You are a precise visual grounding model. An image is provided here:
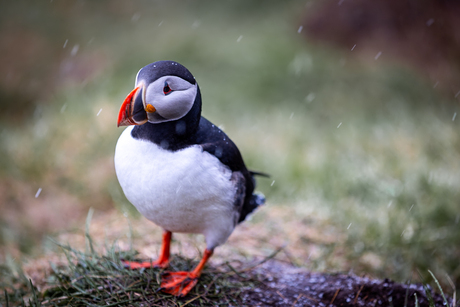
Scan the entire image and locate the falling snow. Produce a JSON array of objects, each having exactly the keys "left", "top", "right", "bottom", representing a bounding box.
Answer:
[
  {"left": 131, "top": 13, "right": 141, "bottom": 22},
  {"left": 35, "top": 188, "right": 42, "bottom": 198},
  {"left": 297, "top": 26, "right": 303, "bottom": 34},
  {"left": 192, "top": 20, "right": 200, "bottom": 29},
  {"left": 215, "top": 146, "right": 223, "bottom": 158},
  {"left": 374, "top": 51, "right": 382, "bottom": 60},
  {"left": 97, "top": 108, "right": 102, "bottom": 116},
  {"left": 160, "top": 139, "right": 169, "bottom": 149},
  {"left": 71, "top": 44, "right": 79, "bottom": 56},
  {"left": 305, "top": 93, "right": 315, "bottom": 103}
]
